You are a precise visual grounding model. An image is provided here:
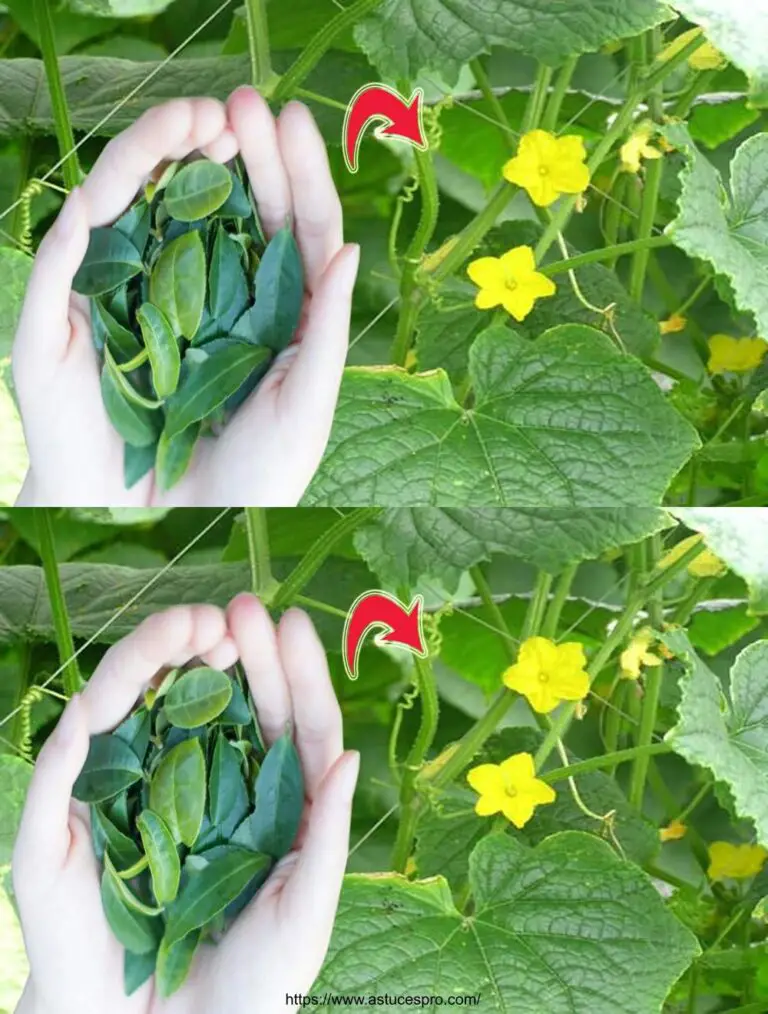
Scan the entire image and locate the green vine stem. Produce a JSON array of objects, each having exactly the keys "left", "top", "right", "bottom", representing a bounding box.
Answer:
[
  {"left": 391, "top": 654, "right": 440, "bottom": 872},
  {"left": 533, "top": 537, "right": 707, "bottom": 771},
  {"left": 271, "top": 507, "right": 380, "bottom": 609},
  {"left": 543, "top": 234, "right": 672, "bottom": 276},
  {"left": 628, "top": 533, "right": 664, "bottom": 808},
  {"left": 391, "top": 147, "right": 440, "bottom": 365},
  {"left": 541, "top": 55, "right": 579, "bottom": 132},
  {"left": 36, "top": 509, "right": 81, "bottom": 696},
  {"left": 470, "top": 58, "right": 516, "bottom": 151},
  {"left": 244, "top": 0, "right": 273, "bottom": 91},
  {"left": 541, "top": 563, "right": 577, "bottom": 639},
  {"left": 469, "top": 564, "right": 517, "bottom": 659},
  {"left": 244, "top": 508, "right": 275, "bottom": 599},
  {"left": 521, "top": 570, "right": 553, "bottom": 639},
  {"left": 34, "top": 0, "right": 80, "bottom": 191},
  {"left": 628, "top": 28, "right": 664, "bottom": 302},
  {"left": 521, "top": 64, "right": 554, "bottom": 133},
  {"left": 272, "top": 0, "right": 383, "bottom": 102}
]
